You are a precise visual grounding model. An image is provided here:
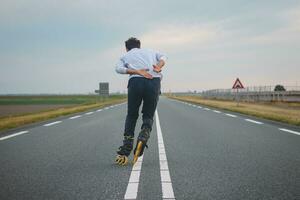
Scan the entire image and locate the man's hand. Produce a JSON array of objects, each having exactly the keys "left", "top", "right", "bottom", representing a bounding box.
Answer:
[
  {"left": 137, "top": 69, "right": 153, "bottom": 79},
  {"left": 153, "top": 65, "right": 162, "bottom": 73}
]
